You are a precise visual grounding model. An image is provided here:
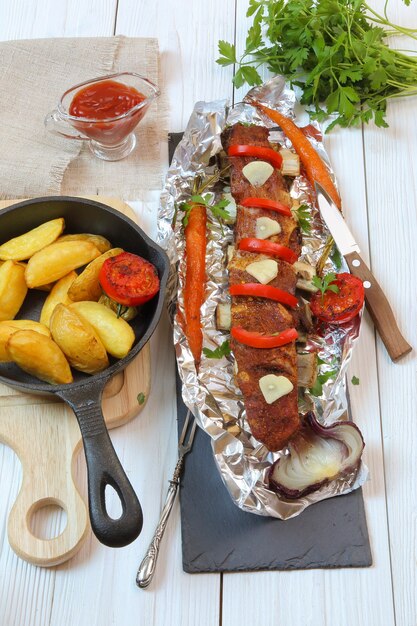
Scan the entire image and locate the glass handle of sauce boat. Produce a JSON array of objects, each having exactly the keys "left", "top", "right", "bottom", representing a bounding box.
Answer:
[{"left": 44, "top": 109, "right": 88, "bottom": 141}]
